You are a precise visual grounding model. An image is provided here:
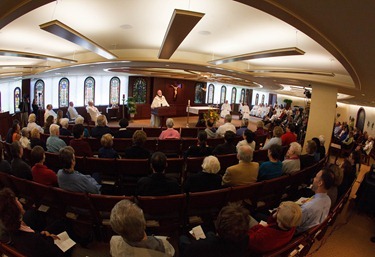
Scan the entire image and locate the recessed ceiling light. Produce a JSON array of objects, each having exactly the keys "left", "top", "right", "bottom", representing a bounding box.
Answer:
[
  {"left": 120, "top": 24, "right": 133, "bottom": 30},
  {"left": 199, "top": 30, "right": 211, "bottom": 35},
  {"left": 361, "top": 93, "right": 365, "bottom": 96}
]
